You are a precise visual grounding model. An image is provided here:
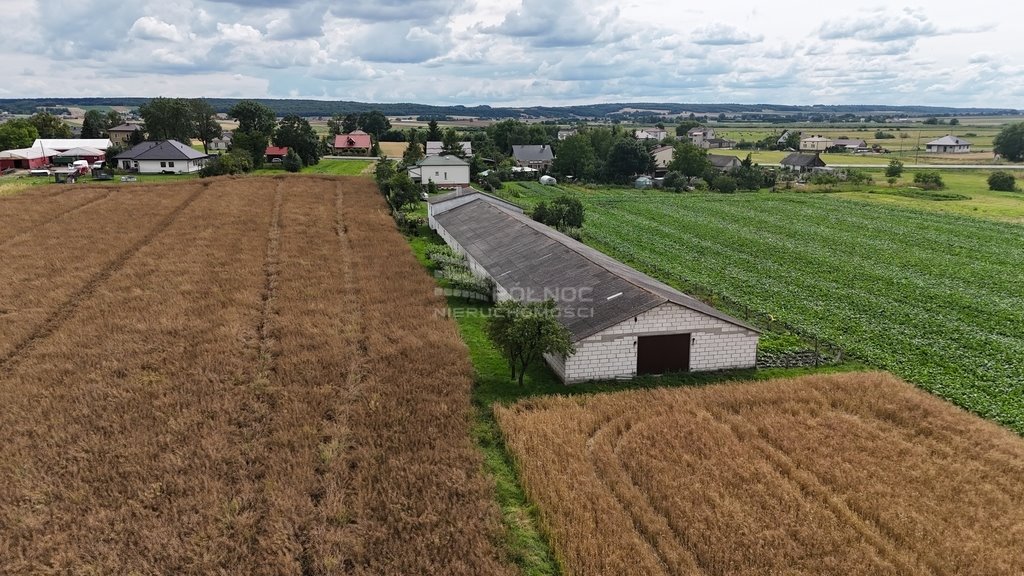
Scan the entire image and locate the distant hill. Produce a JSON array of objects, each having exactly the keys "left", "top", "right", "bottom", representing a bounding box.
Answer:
[{"left": 0, "top": 97, "right": 1017, "bottom": 119}]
